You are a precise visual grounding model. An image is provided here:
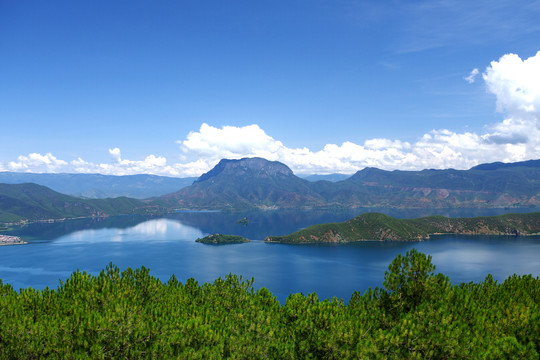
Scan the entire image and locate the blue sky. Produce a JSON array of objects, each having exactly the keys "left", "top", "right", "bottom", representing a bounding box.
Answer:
[{"left": 1, "top": 1, "right": 540, "bottom": 176}]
